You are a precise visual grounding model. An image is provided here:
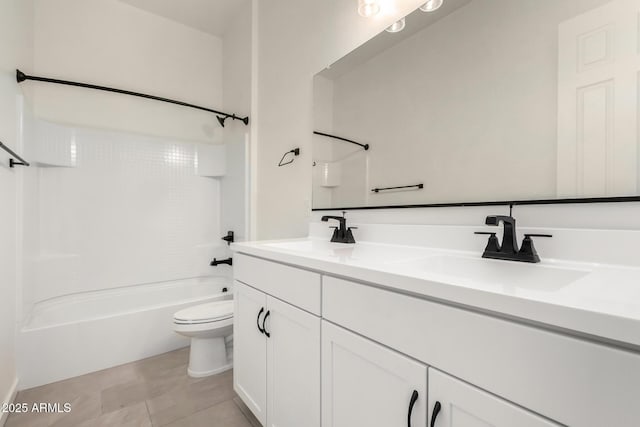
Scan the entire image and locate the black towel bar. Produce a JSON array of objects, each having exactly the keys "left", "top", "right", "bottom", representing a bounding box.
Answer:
[{"left": 372, "top": 184, "right": 423, "bottom": 193}]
